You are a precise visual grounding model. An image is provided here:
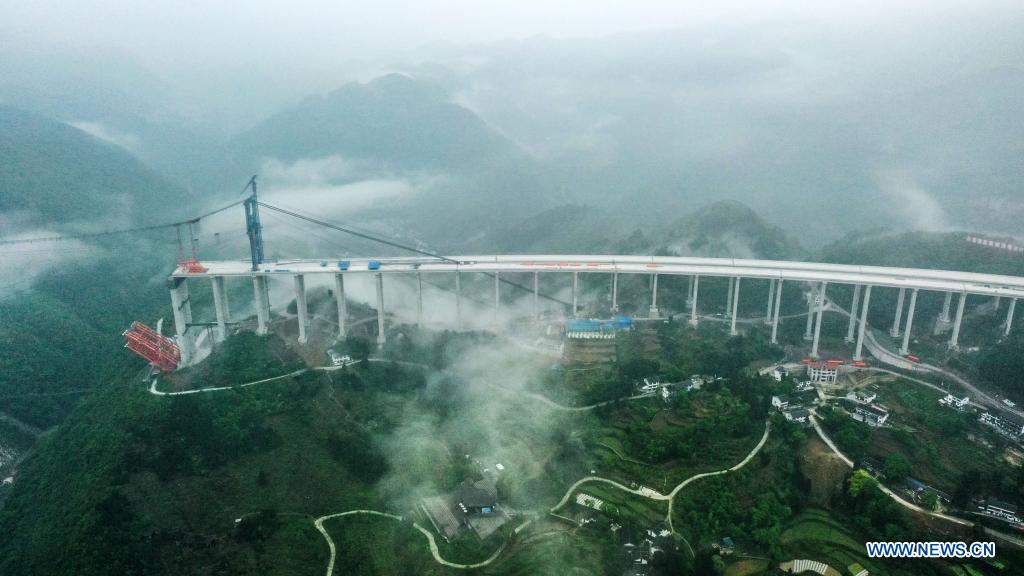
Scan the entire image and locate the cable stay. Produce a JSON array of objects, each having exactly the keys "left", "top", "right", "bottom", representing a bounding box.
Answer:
[{"left": 257, "top": 201, "right": 571, "bottom": 306}]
